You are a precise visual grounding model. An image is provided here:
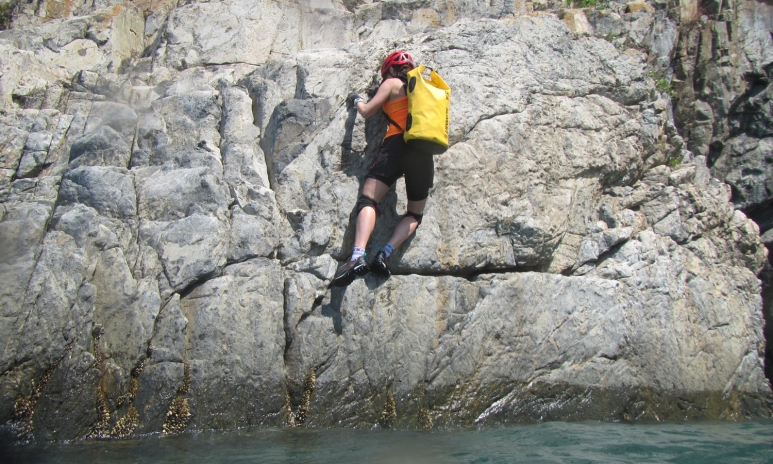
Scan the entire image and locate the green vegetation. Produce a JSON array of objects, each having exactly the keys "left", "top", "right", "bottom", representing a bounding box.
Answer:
[
  {"left": 565, "top": 0, "right": 610, "bottom": 9},
  {"left": 667, "top": 154, "right": 683, "bottom": 168},
  {"left": 600, "top": 33, "right": 629, "bottom": 52},
  {"left": 0, "top": 0, "right": 17, "bottom": 31},
  {"left": 649, "top": 70, "right": 676, "bottom": 97}
]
